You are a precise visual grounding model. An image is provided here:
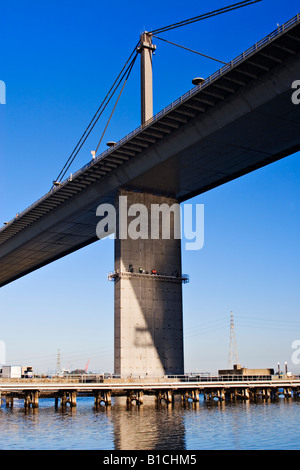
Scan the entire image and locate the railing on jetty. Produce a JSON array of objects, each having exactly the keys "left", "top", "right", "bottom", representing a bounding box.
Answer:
[
  {"left": 1, "top": 373, "right": 300, "bottom": 409},
  {"left": 1, "top": 373, "right": 299, "bottom": 384}
]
